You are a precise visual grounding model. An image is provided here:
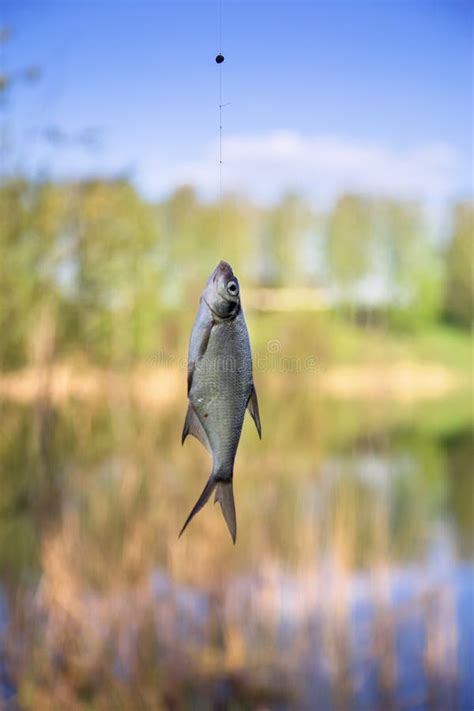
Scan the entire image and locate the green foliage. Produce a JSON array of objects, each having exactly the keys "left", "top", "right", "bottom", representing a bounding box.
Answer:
[
  {"left": 260, "top": 193, "right": 313, "bottom": 286},
  {"left": 375, "top": 200, "right": 444, "bottom": 330},
  {"left": 443, "top": 202, "right": 473, "bottom": 328},
  {"left": 0, "top": 180, "right": 64, "bottom": 367},
  {"left": 325, "top": 194, "right": 373, "bottom": 300},
  {"left": 0, "top": 177, "right": 471, "bottom": 370}
]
